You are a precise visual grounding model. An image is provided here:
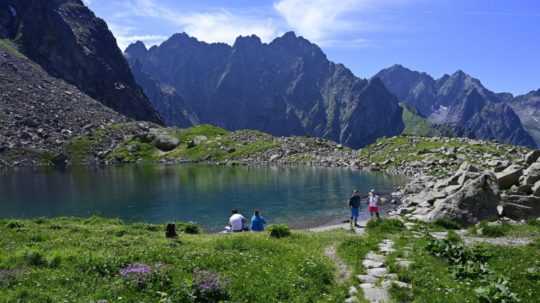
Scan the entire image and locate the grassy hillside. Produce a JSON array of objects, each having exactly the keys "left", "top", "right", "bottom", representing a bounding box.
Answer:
[
  {"left": 0, "top": 217, "right": 357, "bottom": 302},
  {"left": 2, "top": 217, "right": 539, "bottom": 302},
  {"left": 400, "top": 103, "right": 440, "bottom": 137}
]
